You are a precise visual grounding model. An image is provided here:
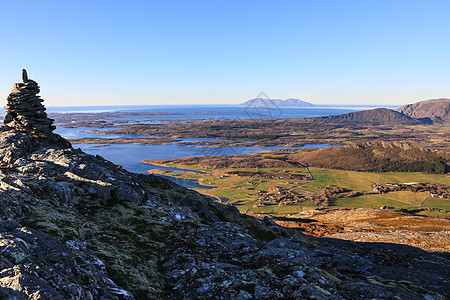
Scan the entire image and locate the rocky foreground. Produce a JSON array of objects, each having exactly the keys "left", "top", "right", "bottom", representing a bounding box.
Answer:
[{"left": 0, "top": 131, "right": 447, "bottom": 299}]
